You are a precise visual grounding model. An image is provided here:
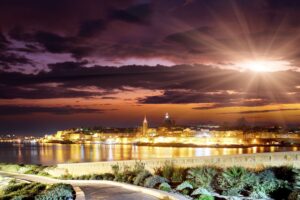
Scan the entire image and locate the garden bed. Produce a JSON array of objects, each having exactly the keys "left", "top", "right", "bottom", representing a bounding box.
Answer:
[
  {"left": 1, "top": 162, "right": 300, "bottom": 199},
  {"left": 60, "top": 161, "right": 300, "bottom": 200},
  {"left": 0, "top": 176, "right": 75, "bottom": 200}
]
